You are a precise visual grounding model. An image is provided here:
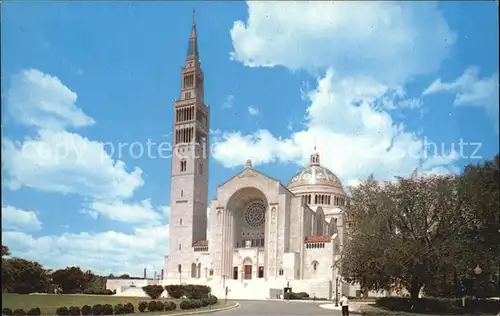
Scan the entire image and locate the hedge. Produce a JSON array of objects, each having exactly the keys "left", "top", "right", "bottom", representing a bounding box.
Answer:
[
  {"left": 284, "top": 292, "right": 310, "bottom": 300},
  {"left": 82, "top": 289, "right": 115, "bottom": 295},
  {"left": 179, "top": 295, "right": 219, "bottom": 310},
  {"left": 3, "top": 298, "right": 203, "bottom": 315},
  {"left": 165, "top": 284, "right": 211, "bottom": 299},
  {"left": 375, "top": 296, "right": 499, "bottom": 314}
]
